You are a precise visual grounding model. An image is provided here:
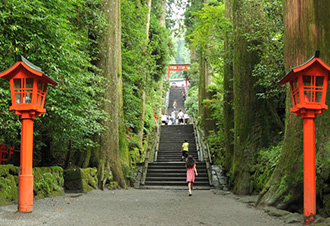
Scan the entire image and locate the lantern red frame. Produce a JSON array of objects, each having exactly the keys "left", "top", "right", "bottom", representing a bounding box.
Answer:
[
  {"left": 0, "top": 56, "right": 57, "bottom": 117},
  {"left": 279, "top": 51, "right": 330, "bottom": 225},
  {"left": 279, "top": 51, "right": 330, "bottom": 117}
]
